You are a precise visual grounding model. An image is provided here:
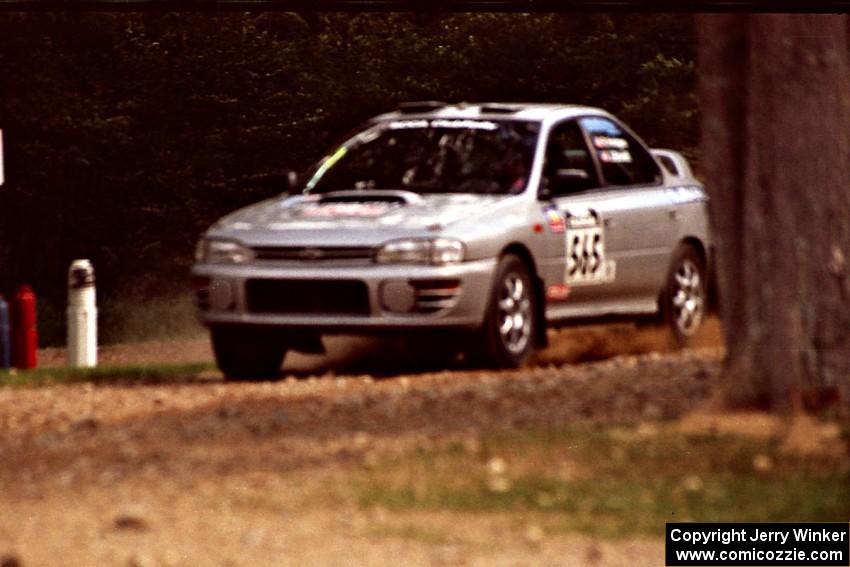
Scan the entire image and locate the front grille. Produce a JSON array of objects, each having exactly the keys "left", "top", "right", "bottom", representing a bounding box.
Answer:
[
  {"left": 252, "top": 246, "right": 373, "bottom": 263},
  {"left": 245, "top": 279, "right": 370, "bottom": 316}
]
